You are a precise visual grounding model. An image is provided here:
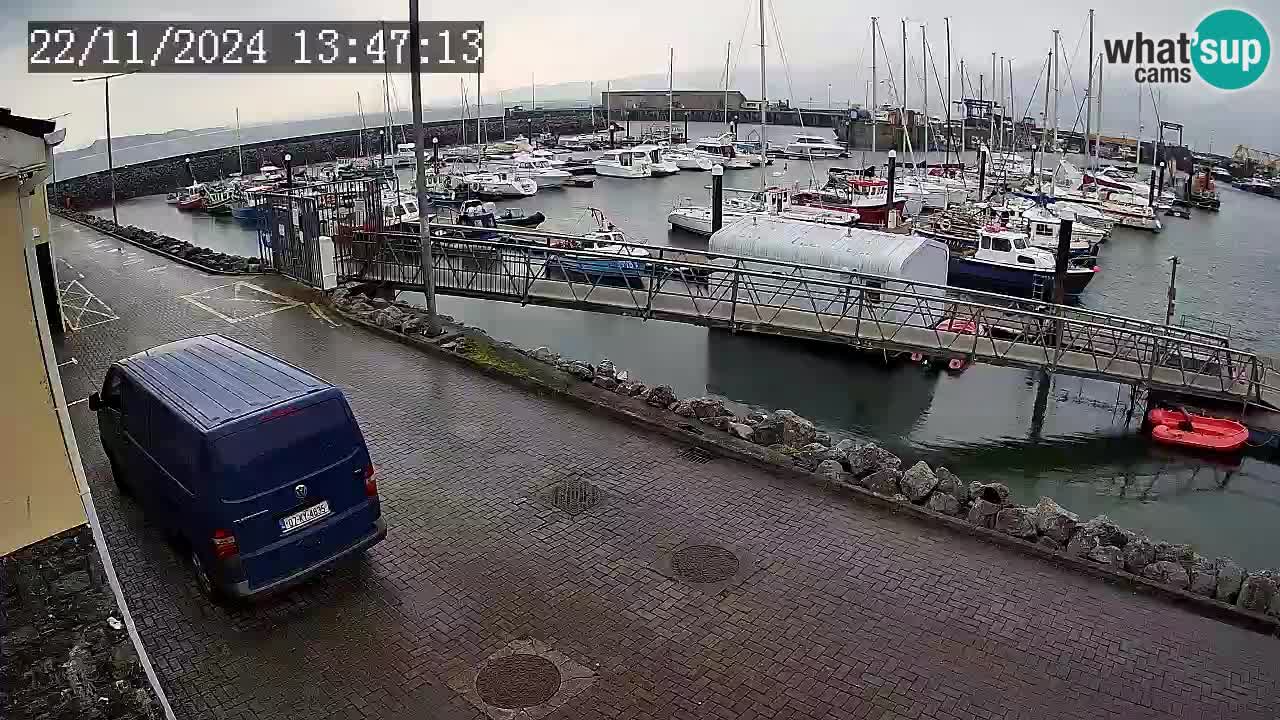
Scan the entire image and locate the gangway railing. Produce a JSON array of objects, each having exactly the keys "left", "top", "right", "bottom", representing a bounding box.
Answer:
[{"left": 332, "top": 225, "right": 1279, "bottom": 410}]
